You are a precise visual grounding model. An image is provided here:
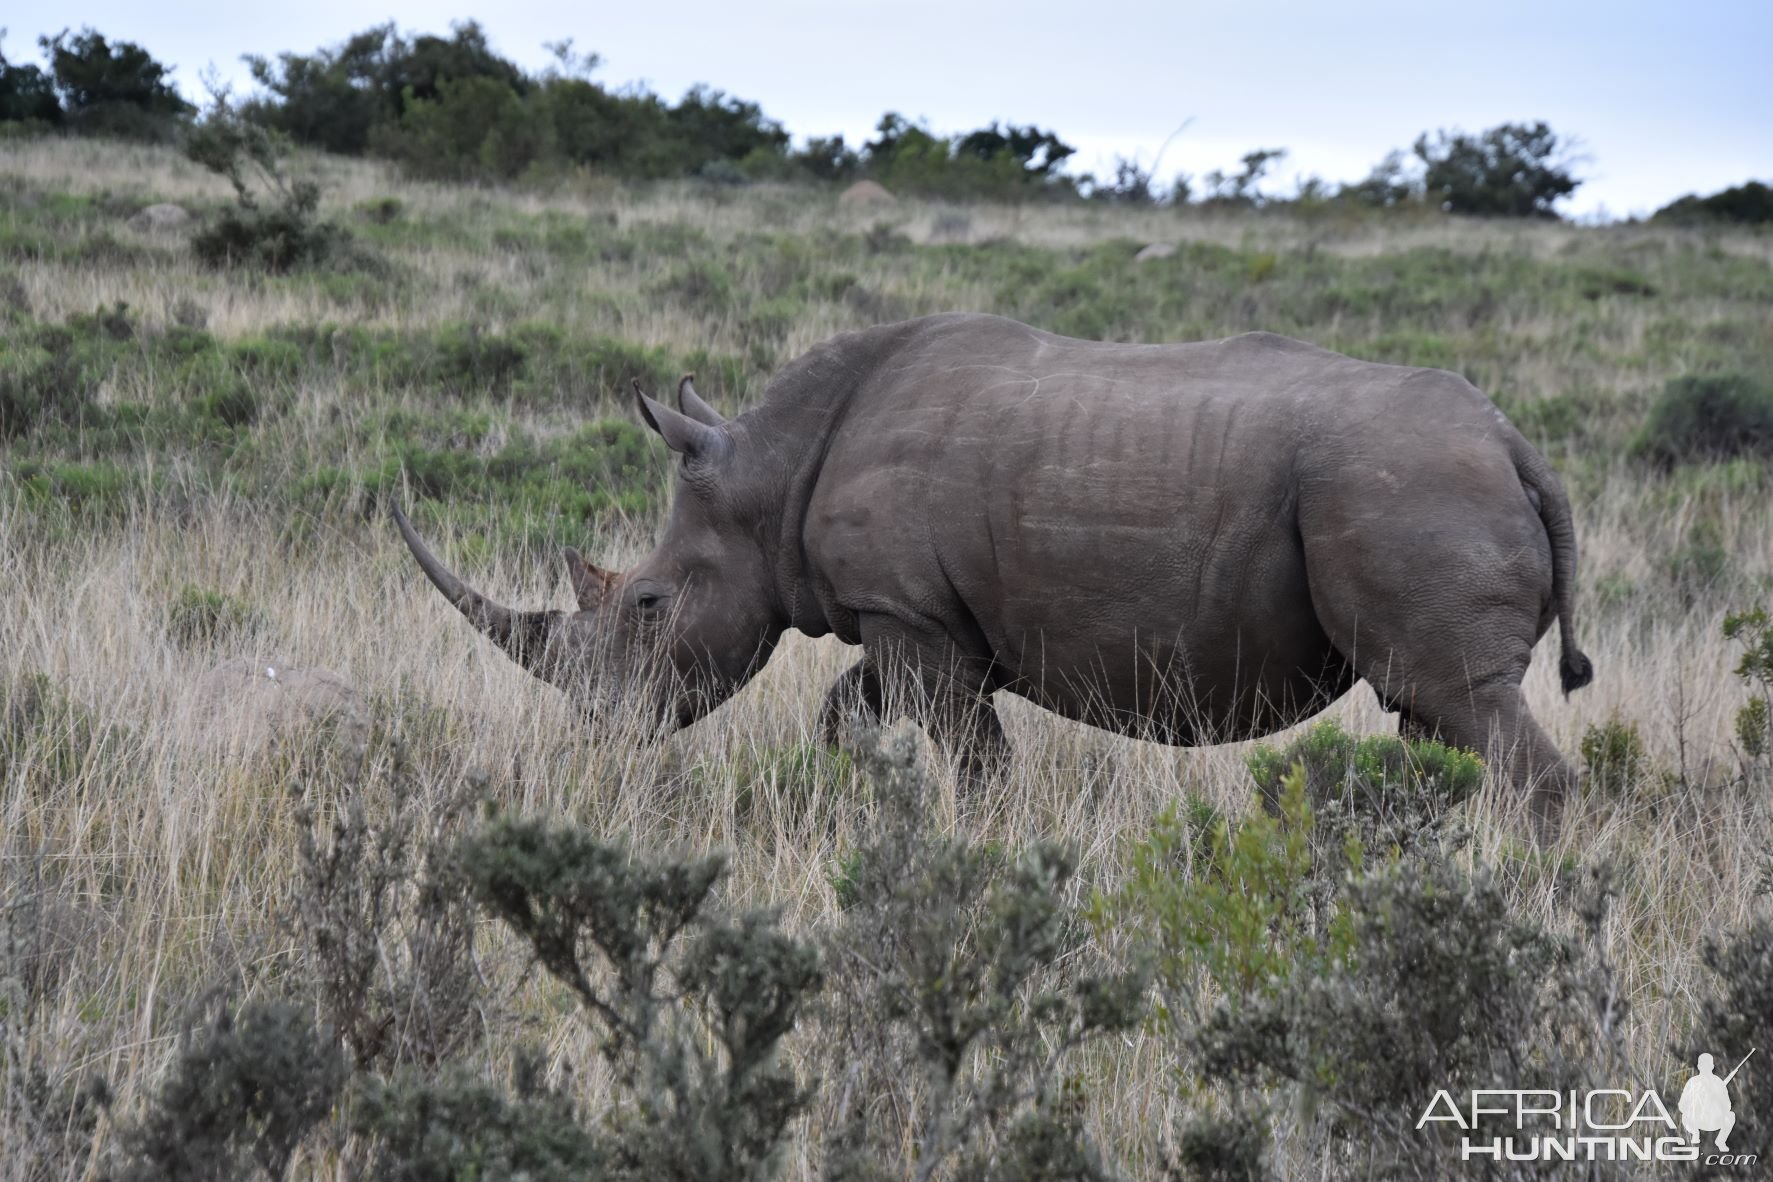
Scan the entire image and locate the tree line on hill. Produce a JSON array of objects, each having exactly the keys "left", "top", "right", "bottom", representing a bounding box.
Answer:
[{"left": 2, "top": 22, "right": 1768, "bottom": 223}]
